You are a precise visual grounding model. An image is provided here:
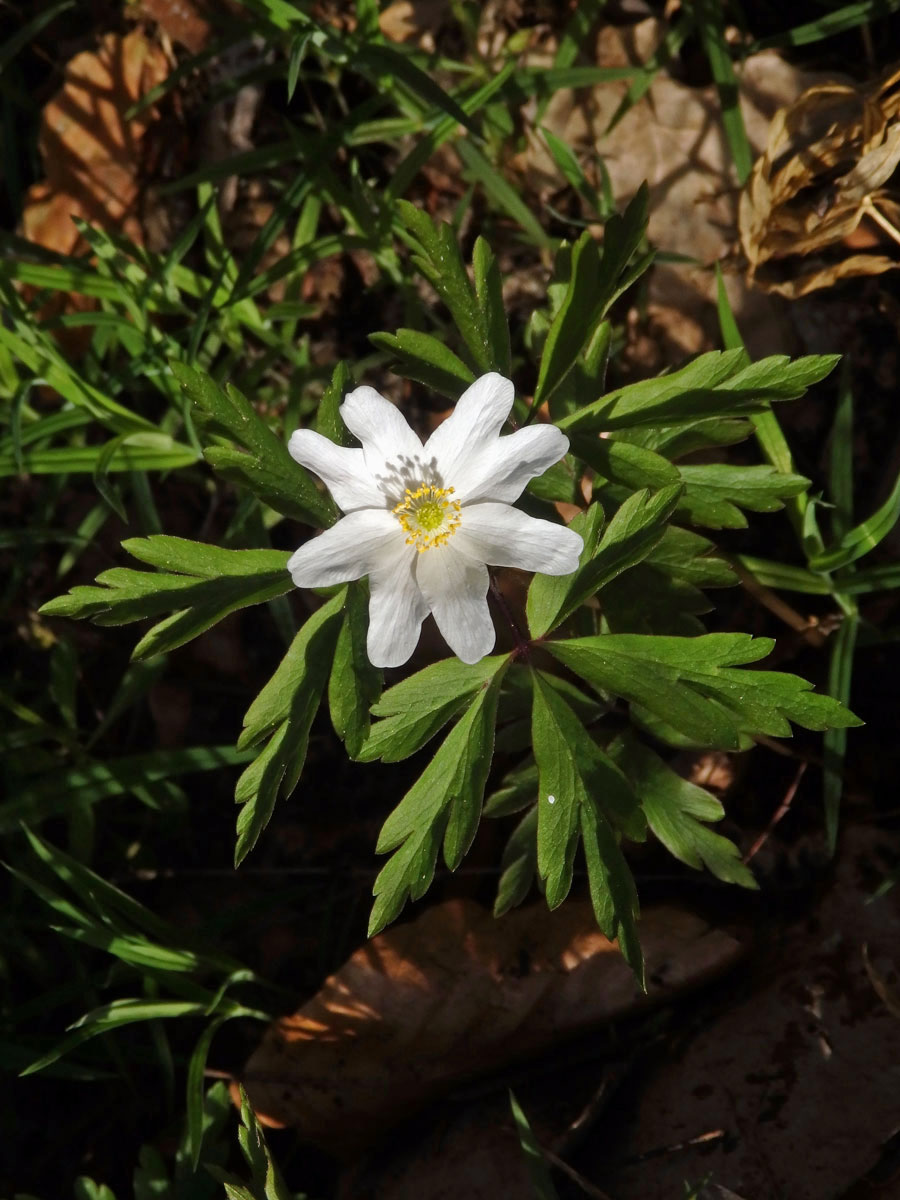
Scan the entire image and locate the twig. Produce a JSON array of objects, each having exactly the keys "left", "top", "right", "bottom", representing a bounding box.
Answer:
[
  {"left": 489, "top": 572, "right": 531, "bottom": 658},
  {"left": 742, "top": 761, "right": 806, "bottom": 864},
  {"left": 542, "top": 1147, "right": 616, "bottom": 1200}
]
